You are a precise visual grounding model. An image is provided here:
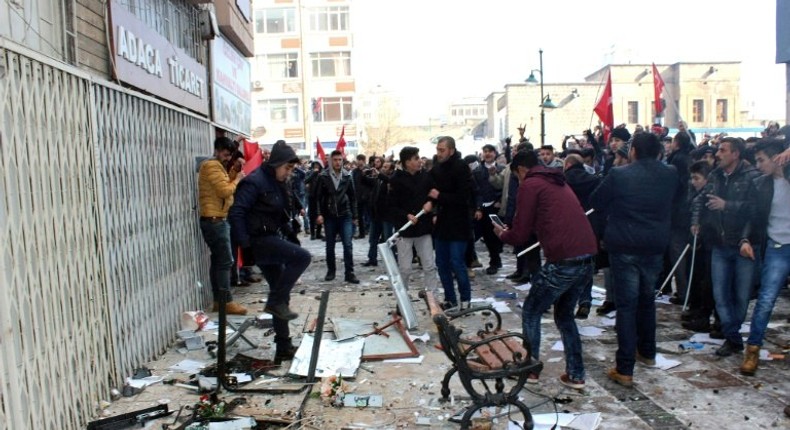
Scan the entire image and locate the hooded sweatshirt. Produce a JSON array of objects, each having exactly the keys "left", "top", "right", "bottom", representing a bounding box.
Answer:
[{"left": 500, "top": 166, "right": 597, "bottom": 262}]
